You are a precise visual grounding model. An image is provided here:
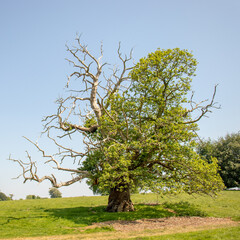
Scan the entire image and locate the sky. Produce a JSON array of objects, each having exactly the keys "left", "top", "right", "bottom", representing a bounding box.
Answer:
[{"left": 0, "top": 0, "right": 239, "bottom": 200}]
